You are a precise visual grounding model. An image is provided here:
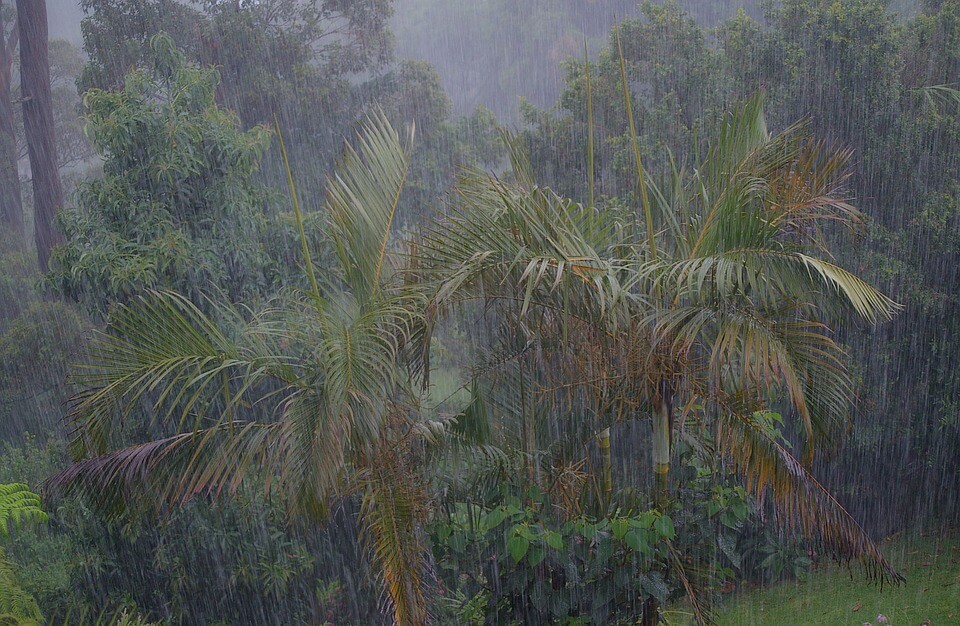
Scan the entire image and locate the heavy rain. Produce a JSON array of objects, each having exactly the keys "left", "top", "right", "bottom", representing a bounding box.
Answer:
[{"left": 0, "top": 0, "right": 957, "bottom": 624}]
